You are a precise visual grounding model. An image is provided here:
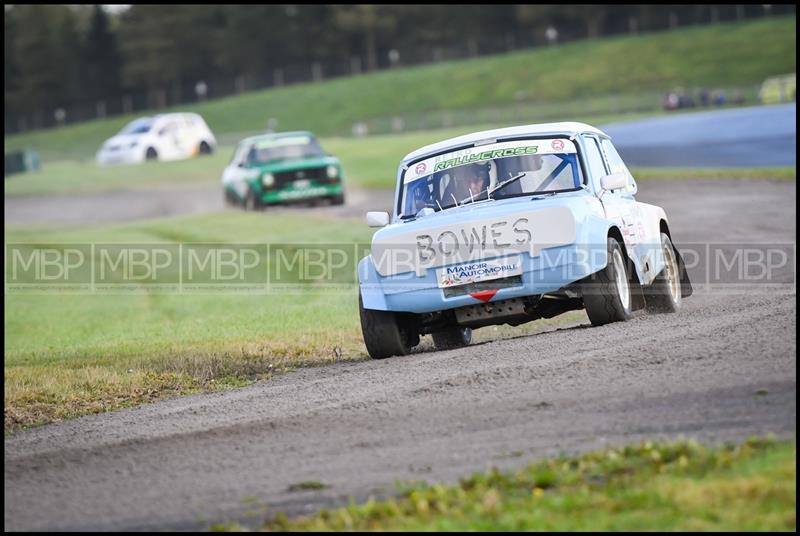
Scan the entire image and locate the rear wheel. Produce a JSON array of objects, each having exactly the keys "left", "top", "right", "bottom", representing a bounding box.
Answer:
[
  {"left": 359, "top": 293, "right": 417, "bottom": 359},
  {"left": 432, "top": 327, "right": 472, "bottom": 350},
  {"left": 582, "top": 237, "right": 633, "bottom": 326},
  {"left": 199, "top": 141, "right": 213, "bottom": 155},
  {"left": 645, "top": 233, "right": 682, "bottom": 313}
]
